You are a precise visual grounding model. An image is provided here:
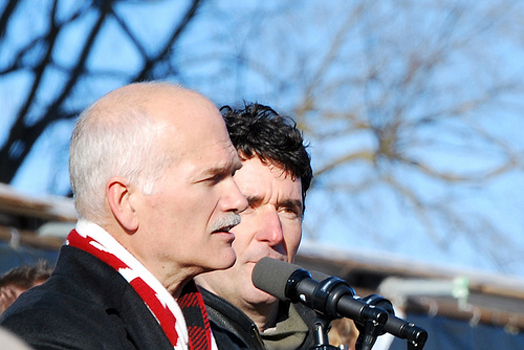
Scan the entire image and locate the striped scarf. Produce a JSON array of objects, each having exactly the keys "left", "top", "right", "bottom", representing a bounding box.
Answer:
[{"left": 67, "top": 223, "right": 212, "bottom": 350}]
